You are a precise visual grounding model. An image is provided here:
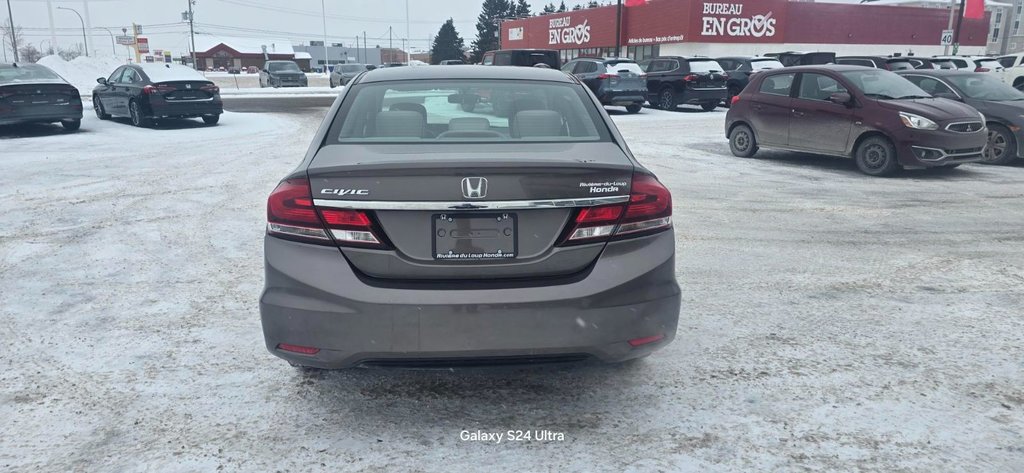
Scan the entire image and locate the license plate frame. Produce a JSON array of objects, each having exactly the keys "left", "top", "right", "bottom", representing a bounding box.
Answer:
[{"left": 432, "top": 213, "right": 517, "bottom": 261}]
